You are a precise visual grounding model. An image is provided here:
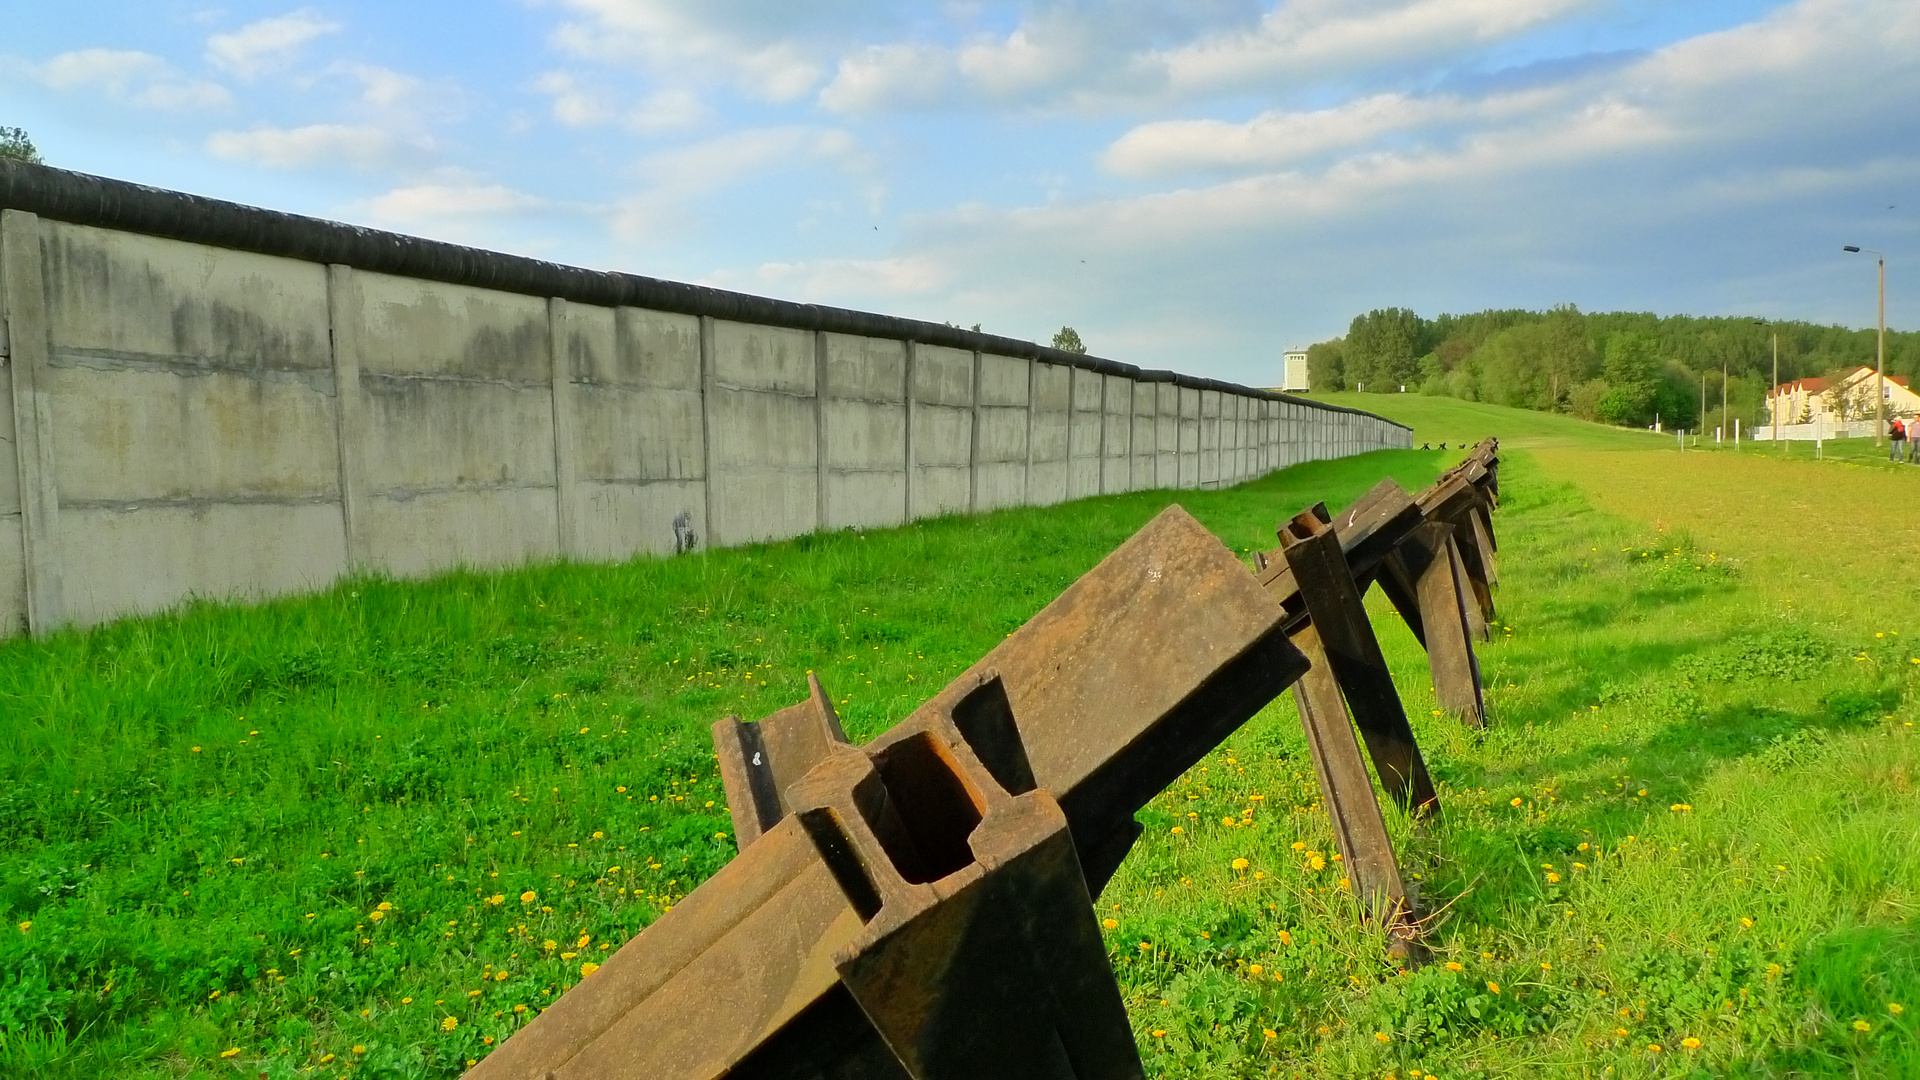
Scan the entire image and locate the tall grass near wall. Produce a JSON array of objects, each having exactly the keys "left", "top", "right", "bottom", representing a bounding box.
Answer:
[{"left": 5, "top": 422, "right": 1919, "bottom": 1079}]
